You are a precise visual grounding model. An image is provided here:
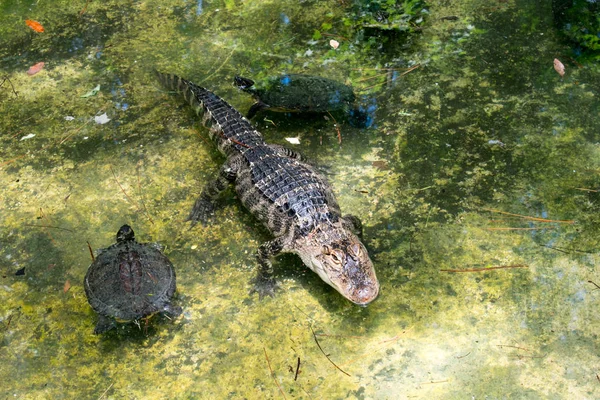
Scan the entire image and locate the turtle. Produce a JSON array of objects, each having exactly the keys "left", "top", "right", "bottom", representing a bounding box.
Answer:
[
  {"left": 84, "top": 225, "right": 181, "bottom": 334},
  {"left": 234, "top": 74, "right": 357, "bottom": 119}
]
